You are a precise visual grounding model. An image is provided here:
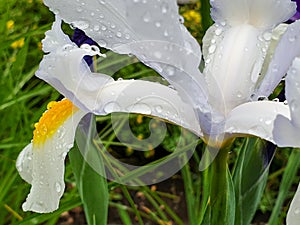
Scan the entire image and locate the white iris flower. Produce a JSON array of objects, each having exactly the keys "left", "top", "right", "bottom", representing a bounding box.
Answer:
[{"left": 17, "top": 0, "right": 300, "bottom": 222}]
